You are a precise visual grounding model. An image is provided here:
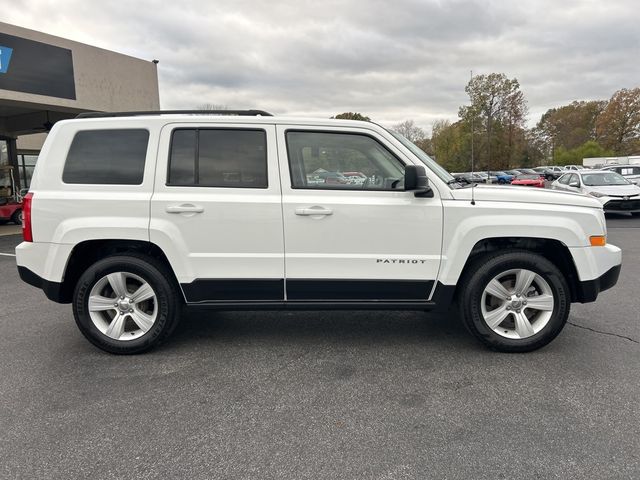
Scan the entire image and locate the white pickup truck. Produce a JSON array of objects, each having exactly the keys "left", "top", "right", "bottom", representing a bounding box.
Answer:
[{"left": 16, "top": 110, "right": 621, "bottom": 354}]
